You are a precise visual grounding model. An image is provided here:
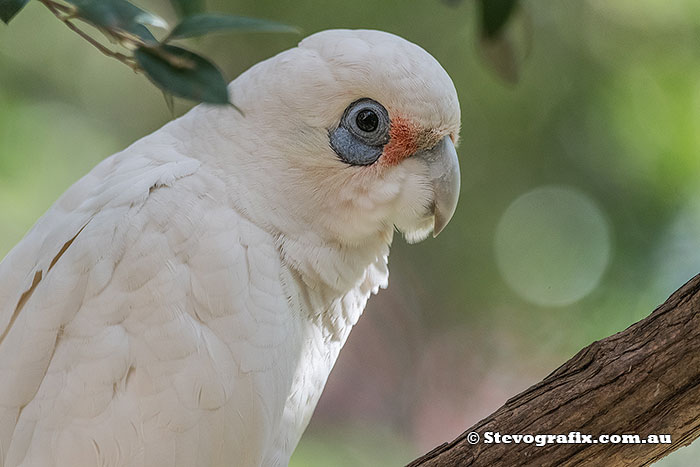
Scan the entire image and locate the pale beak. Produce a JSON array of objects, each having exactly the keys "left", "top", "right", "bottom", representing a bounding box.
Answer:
[{"left": 416, "top": 136, "right": 461, "bottom": 237}]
